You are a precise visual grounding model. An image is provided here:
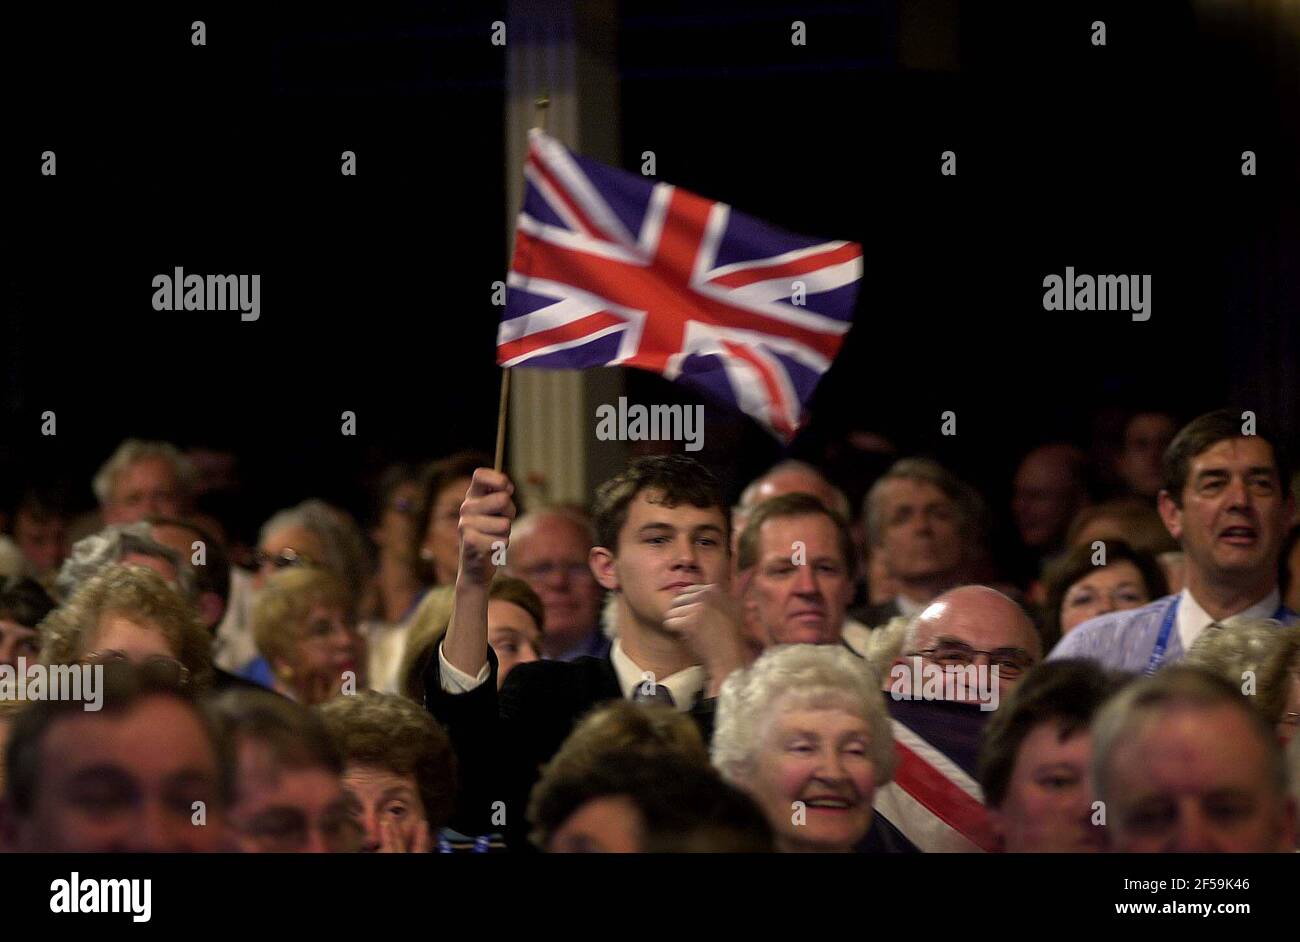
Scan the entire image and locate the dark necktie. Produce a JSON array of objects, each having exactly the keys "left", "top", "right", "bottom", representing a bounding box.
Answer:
[{"left": 633, "top": 681, "right": 676, "bottom": 709}]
